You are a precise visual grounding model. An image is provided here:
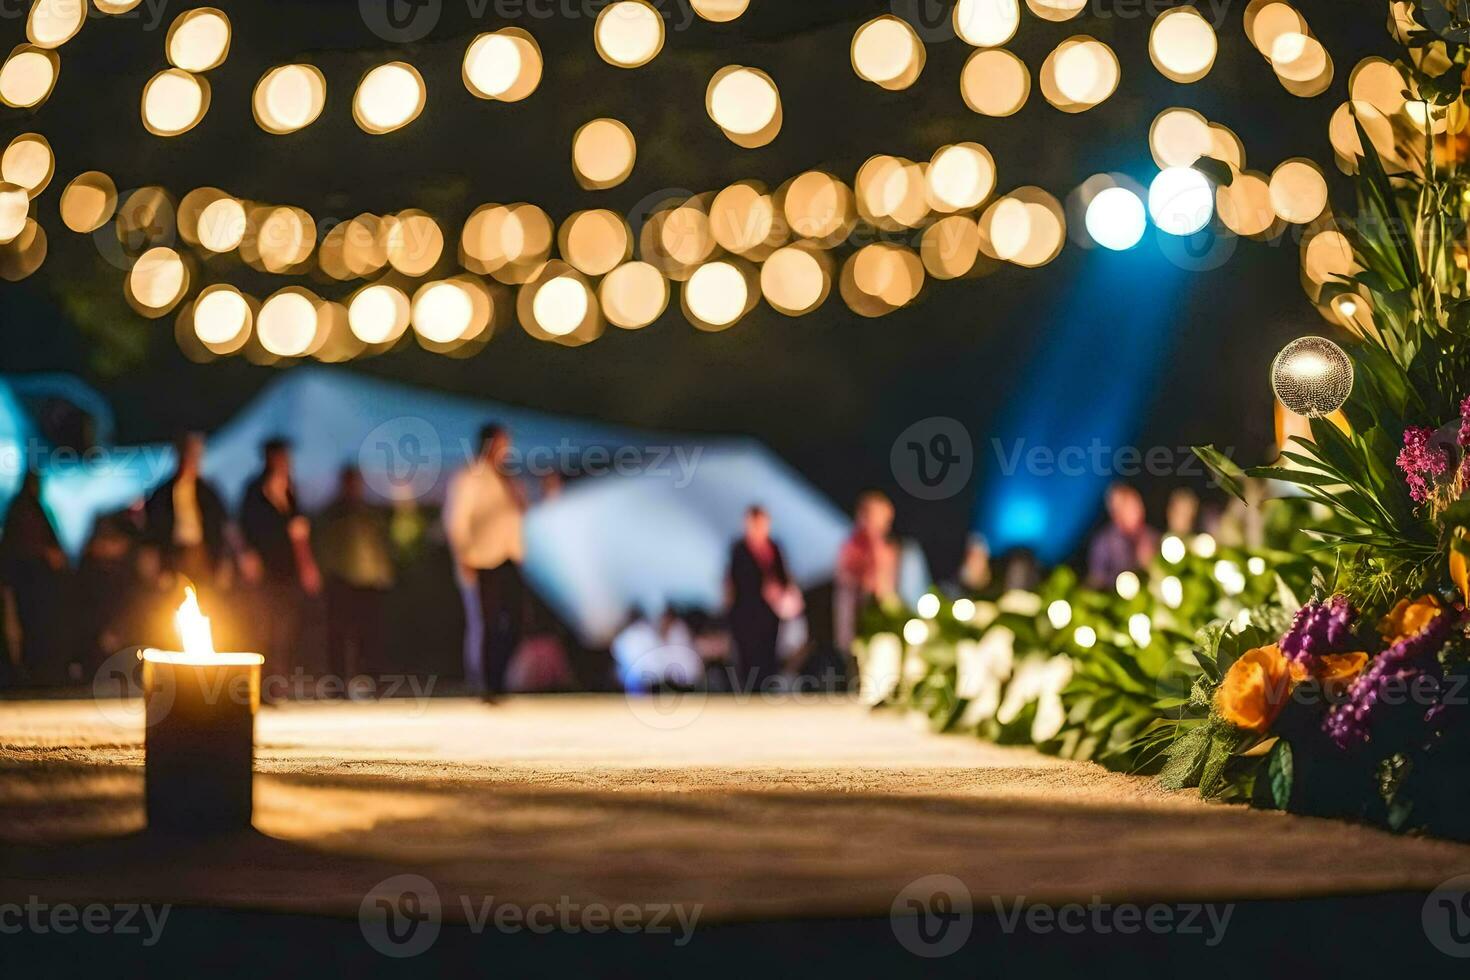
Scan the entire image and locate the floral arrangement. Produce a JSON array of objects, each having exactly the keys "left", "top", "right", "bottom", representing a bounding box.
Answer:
[
  {"left": 1172, "top": 1, "right": 1470, "bottom": 838},
  {"left": 854, "top": 526, "right": 1308, "bottom": 774}
]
